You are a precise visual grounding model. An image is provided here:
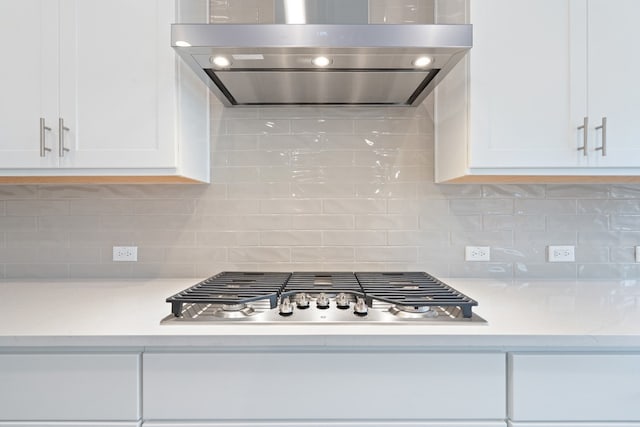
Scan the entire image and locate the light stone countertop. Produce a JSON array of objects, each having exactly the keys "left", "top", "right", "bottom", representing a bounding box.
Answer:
[{"left": 1, "top": 277, "right": 639, "bottom": 350}]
